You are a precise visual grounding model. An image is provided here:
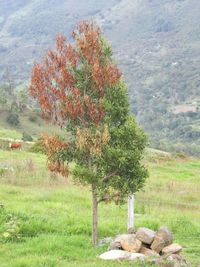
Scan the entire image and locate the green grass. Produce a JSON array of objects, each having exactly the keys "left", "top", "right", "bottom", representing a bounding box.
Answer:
[
  {"left": 0, "top": 111, "right": 65, "bottom": 142},
  {"left": 0, "top": 128, "right": 22, "bottom": 140},
  {"left": 0, "top": 149, "right": 200, "bottom": 266}
]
